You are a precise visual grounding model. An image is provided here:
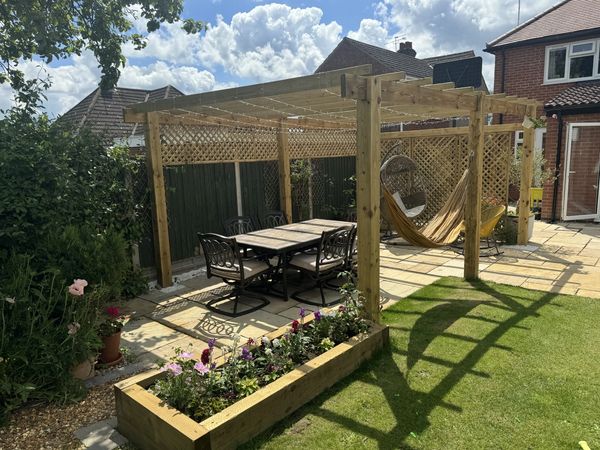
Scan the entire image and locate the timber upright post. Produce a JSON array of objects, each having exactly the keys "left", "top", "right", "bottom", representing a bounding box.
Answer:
[
  {"left": 145, "top": 112, "right": 173, "bottom": 288},
  {"left": 464, "top": 92, "right": 486, "bottom": 280},
  {"left": 277, "top": 119, "right": 292, "bottom": 223},
  {"left": 356, "top": 76, "right": 382, "bottom": 323},
  {"left": 517, "top": 104, "right": 537, "bottom": 245}
]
